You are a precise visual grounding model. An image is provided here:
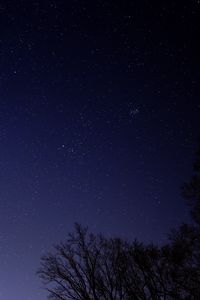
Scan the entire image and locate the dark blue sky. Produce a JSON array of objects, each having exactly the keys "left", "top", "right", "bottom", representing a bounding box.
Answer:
[{"left": 0, "top": 1, "right": 199, "bottom": 299}]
